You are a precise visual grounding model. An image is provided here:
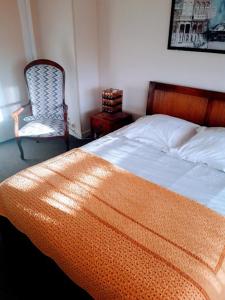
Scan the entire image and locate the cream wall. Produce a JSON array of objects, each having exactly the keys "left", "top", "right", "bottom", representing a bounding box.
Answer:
[
  {"left": 2, "top": 0, "right": 224, "bottom": 142},
  {"left": 30, "top": 0, "right": 82, "bottom": 137},
  {"left": 98, "top": 0, "right": 225, "bottom": 118},
  {"left": 30, "top": 0, "right": 100, "bottom": 137},
  {"left": 0, "top": 0, "right": 27, "bottom": 142},
  {"left": 73, "top": 0, "right": 100, "bottom": 135}
]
